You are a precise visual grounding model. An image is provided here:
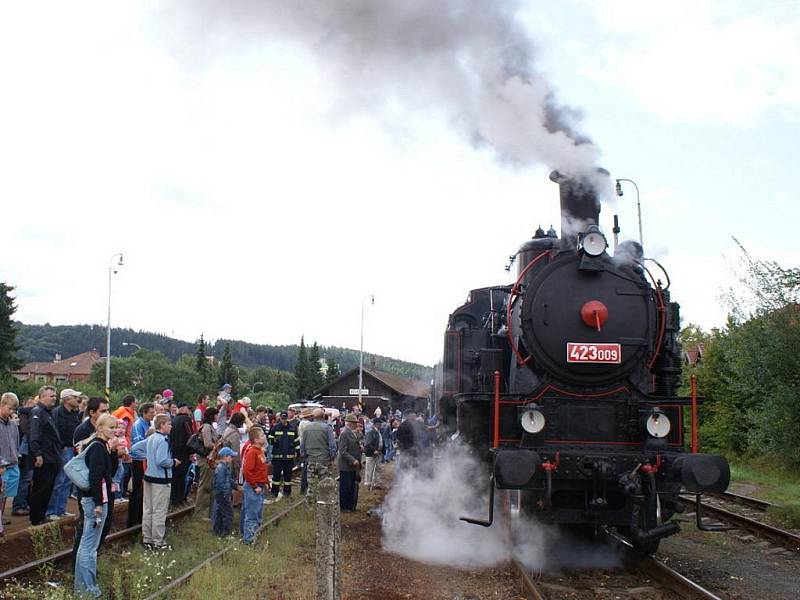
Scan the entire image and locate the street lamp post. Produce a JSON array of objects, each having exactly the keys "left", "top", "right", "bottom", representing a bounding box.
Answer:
[
  {"left": 615, "top": 178, "right": 643, "bottom": 248},
  {"left": 358, "top": 294, "right": 375, "bottom": 409},
  {"left": 105, "top": 253, "right": 124, "bottom": 401},
  {"left": 252, "top": 381, "right": 264, "bottom": 393}
]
